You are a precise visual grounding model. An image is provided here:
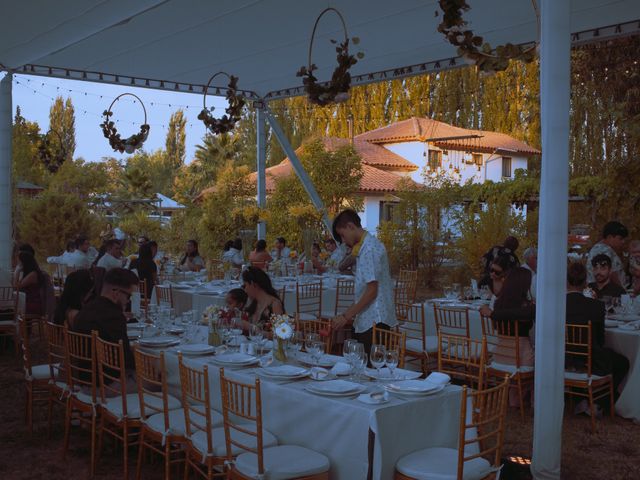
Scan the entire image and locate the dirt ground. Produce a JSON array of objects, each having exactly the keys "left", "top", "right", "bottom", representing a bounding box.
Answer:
[{"left": 1, "top": 337, "right": 638, "bottom": 480}]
